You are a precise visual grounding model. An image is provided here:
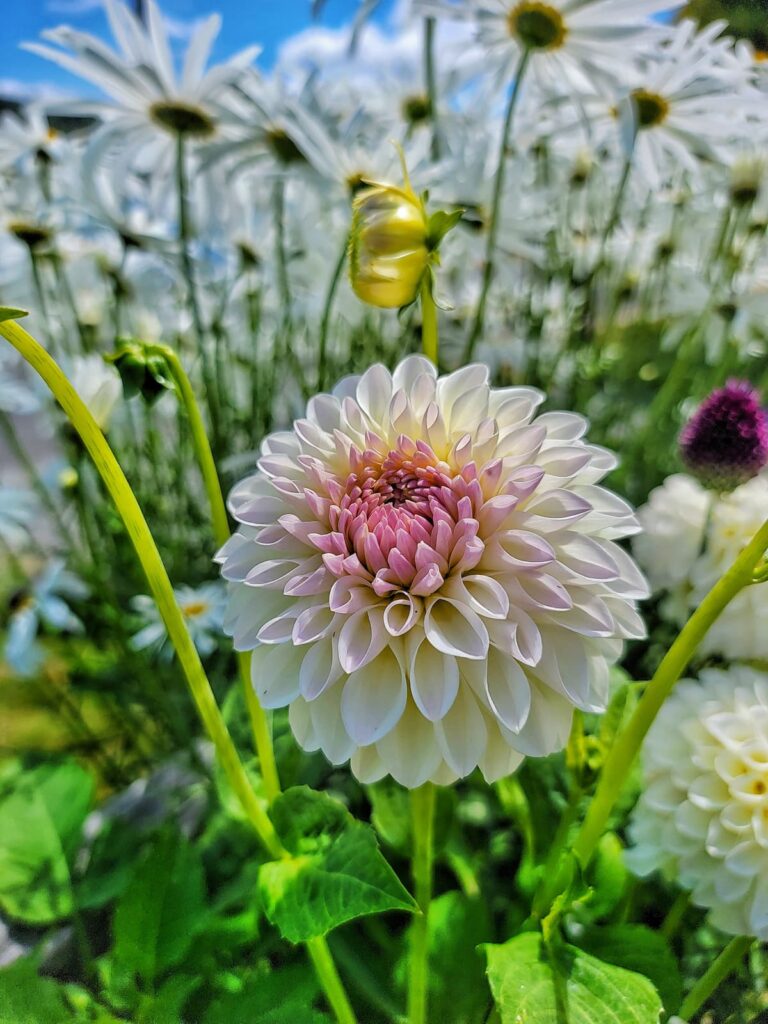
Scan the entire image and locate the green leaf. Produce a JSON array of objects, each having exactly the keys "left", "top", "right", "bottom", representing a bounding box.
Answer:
[
  {"left": 0, "top": 761, "right": 93, "bottom": 924},
  {"left": 203, "top": 963, "right": 330, "bottom": 1024},
  {"left": 0, "top": 958, "right": 73, "bottom": 1023},
  {"left": 112, "top": 828, "right": 207, "bottom": 986},
  {"left": 141, "top": 975, "right": 201, "bottom": 1024},
  {"left": 0, "top": 307, "right": 28, "bottom": 324},
  {"left": 484, "top": 933, "right": 663, "bottom": 1024},
  {"left": 423, "top": 892, "right": 492, "bottom": 1024},
  {"left": 427, "top": 209, "right": 464, "bottom": 249},
  {"left": 258, "top": 786, "right": 416, "bottom": 942},
  {"left": 577, "top": 925, "right": 682, "bottom": 1014}
]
